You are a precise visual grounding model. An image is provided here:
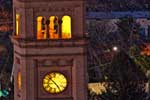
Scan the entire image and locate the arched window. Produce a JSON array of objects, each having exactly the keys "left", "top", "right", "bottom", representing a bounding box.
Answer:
[
  {"left": 37, "top": 16, "right": 71, "bottom": 40},
  {"left": 37, "top": 16, "right": 47, "bottom": 39},
  {"left": 62, "top": 16, "right": 71, "bottom": 39},
  {"left": 17, "top": 71, "right": 21, "bottom": 90},
  {"left": 49, "top": 16, "right": 59, "bottom": 39},
  {"left": 16, "top": 14, "right": 20, "bottom": 36}
]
